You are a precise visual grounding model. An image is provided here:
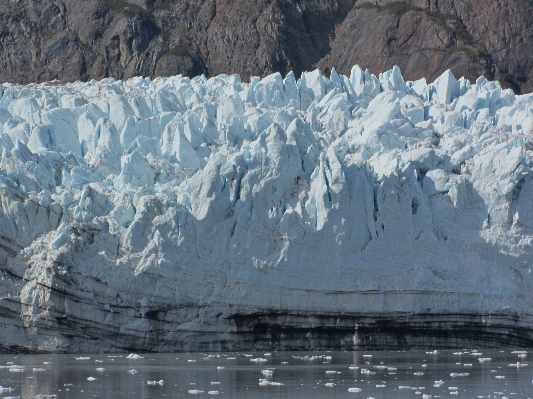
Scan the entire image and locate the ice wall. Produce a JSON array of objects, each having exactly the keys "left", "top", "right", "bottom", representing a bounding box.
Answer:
[{"left": 0, "top": 65, "right": 532, "bottom": 352}]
